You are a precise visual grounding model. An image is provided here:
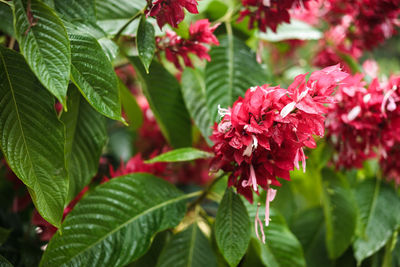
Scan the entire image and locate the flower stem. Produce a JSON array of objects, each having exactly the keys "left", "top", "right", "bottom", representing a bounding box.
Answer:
[{"left": 113, "top": 8, "right": 145, "bottom": 42}]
